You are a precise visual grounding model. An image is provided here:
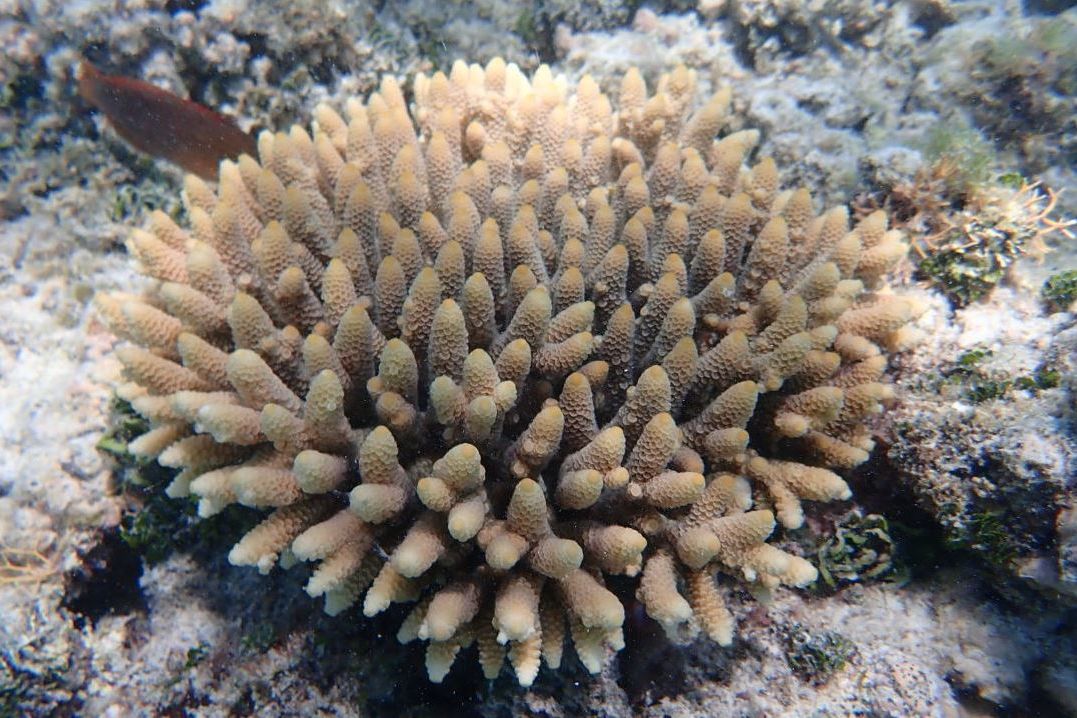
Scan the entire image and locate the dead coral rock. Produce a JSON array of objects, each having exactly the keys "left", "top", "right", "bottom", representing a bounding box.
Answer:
[
  {"left": 887, "top": 289, "right": 1076, "bottom": 600},
  {"left": 99, "top": 58, "right": 918, "bottom": 686}
]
